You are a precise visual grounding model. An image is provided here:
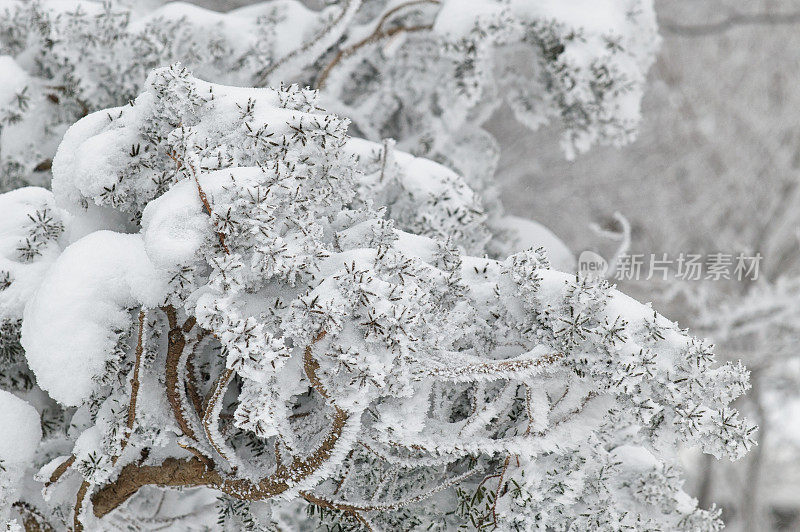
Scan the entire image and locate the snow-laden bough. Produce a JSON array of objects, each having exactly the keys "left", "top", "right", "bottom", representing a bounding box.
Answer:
[{"left": 1, "top": 68, "right": 752, "bottom": 530}]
